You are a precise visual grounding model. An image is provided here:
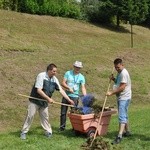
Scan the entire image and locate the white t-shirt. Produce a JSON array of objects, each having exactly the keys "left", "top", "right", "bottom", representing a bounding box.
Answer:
[
  {"left": 35, "top": 72, "right": 62, "bottom": 91},
  {"left": 114, "top": 68, "right": 132, "bottom": 100}
]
